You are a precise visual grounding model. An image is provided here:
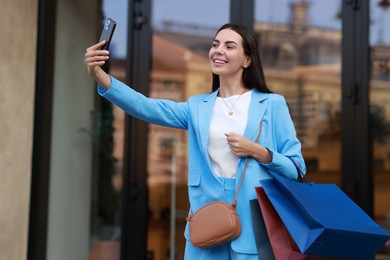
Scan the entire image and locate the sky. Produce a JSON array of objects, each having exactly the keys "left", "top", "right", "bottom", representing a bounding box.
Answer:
[{"left": 102, "top": 0, "right": 390, "bottom": 58}]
